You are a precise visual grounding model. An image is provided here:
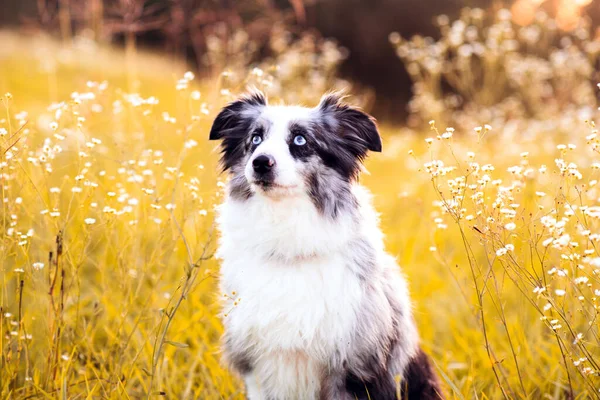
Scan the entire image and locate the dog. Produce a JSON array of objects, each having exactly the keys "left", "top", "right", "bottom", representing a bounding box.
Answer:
[{"left": 209, "top": 90, "right": 442, "bottom": 400}]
